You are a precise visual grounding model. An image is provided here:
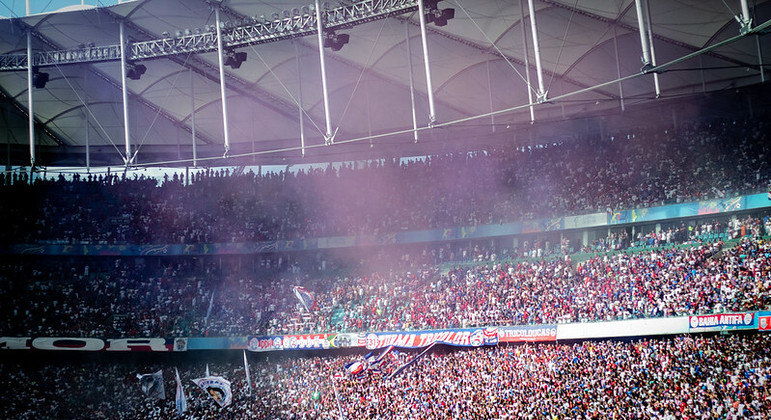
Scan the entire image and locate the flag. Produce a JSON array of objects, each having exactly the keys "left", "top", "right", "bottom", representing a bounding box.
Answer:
[
  {"left": 368, "top": 345, "right": 395, "bottom": 372},
  {"left": 293, "top": 286, "right": 317, "bottom": 313},
  {"left": 204, "top": 291, "right": 215, "bottom": 327},
  {"left": 137, "top": 370, "right": 165, "bottom": 400},
  {"left": 192, "top": 375, "right": 232, "bottom": 407},
  {"left": 174, "top": 368, "right": 187, "bottom": 415},
  {"left": 344, "top": 361, "right": 365, "bottom": 376},
  {"left": 243, "top": 350, "right": 253, "bottom": 396},
  {"left": 388, "top": 342, "right": 437, "bottom": 379},
  {"left": 374, "top": 346, "right": 394, "bottom": 363}
]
